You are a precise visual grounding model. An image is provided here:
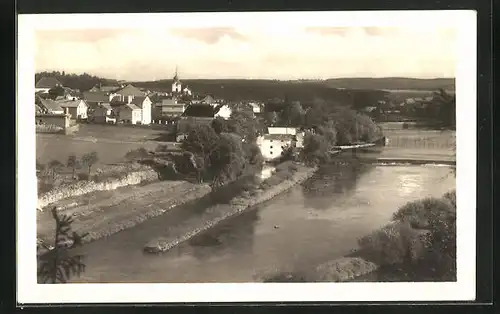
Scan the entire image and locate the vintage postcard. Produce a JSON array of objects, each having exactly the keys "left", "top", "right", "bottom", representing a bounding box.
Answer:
[{"left": 17, "top": 10, "right": 476, "bottom": 303}]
